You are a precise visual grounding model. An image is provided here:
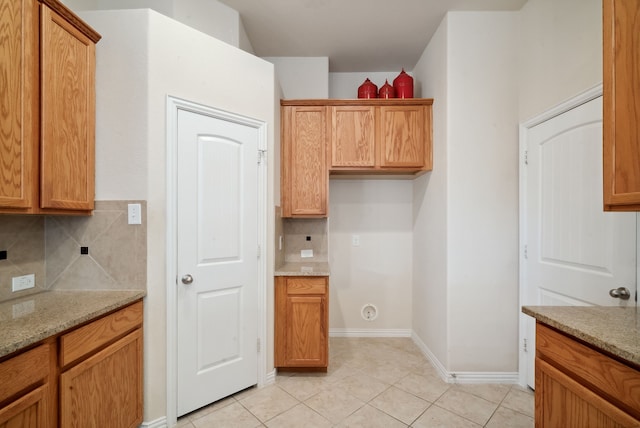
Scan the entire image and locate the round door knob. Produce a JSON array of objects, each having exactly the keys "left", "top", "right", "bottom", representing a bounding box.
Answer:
[
  {"left": 181, "top": 274, "right": 194, "bottom": 285},
  {"left": 609, "top": 287, "right": 631, "bottom": 300}
]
